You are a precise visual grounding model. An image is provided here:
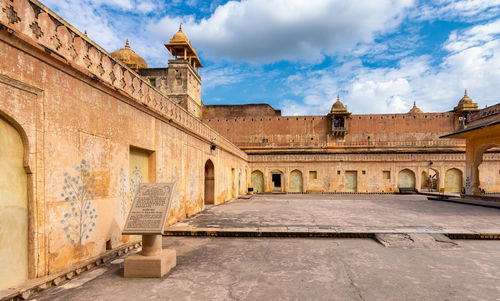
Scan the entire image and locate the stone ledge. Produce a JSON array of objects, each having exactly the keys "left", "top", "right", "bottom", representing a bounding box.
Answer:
[
  {"left": 163, "top": 227, "right": 500, "bottom": 240},
  {"left": 0, "top": 241, "right": 142, "bottom": 301}
]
